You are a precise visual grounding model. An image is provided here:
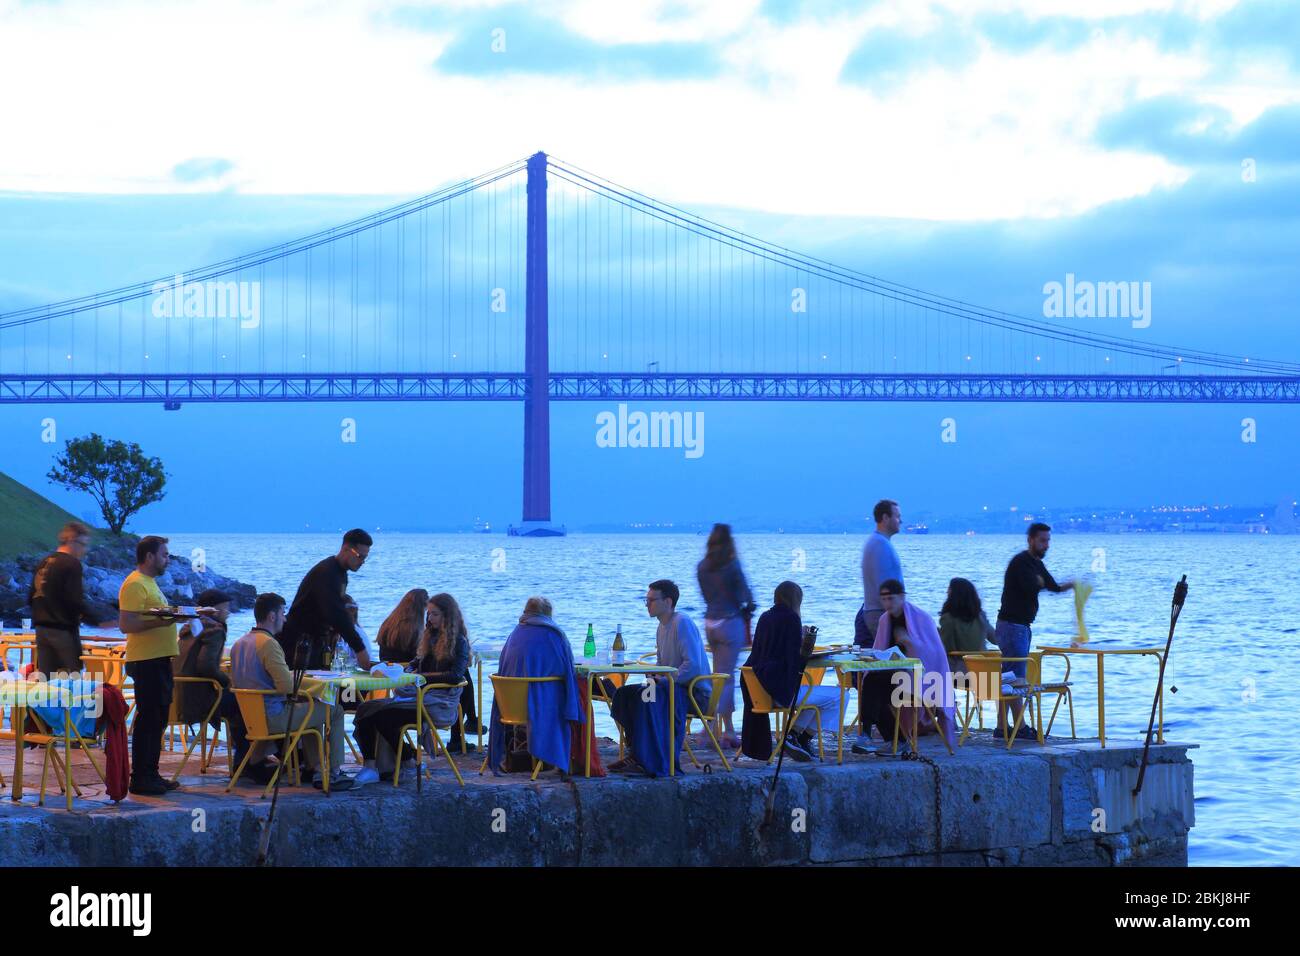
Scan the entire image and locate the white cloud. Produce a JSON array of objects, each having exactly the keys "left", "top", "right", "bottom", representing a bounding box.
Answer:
[{"left": 0, "top": 0, "right": 1289, "bottom": 221}]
